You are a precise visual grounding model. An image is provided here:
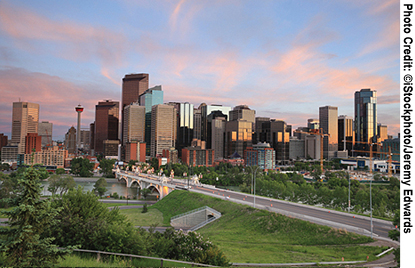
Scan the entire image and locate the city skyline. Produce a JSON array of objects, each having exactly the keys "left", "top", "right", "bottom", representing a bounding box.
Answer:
[{"left": 0, "top": 0, "right": 399, "bottom": 140}]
